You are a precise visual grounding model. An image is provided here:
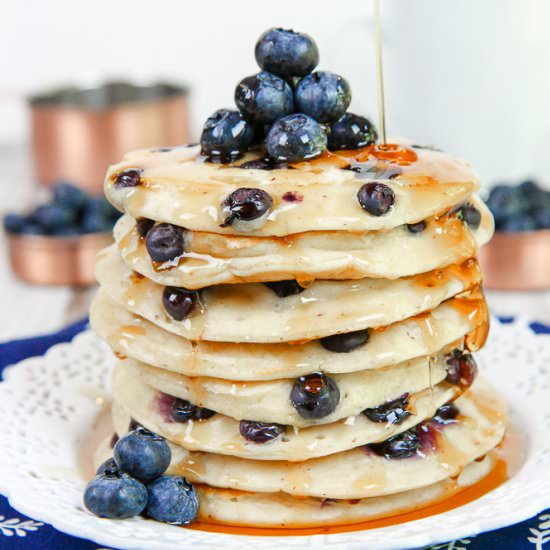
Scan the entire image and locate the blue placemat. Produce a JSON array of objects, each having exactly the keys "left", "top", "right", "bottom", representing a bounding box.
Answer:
[{"left": 0, "top": 319, "right": 548, "bottom": 550}]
